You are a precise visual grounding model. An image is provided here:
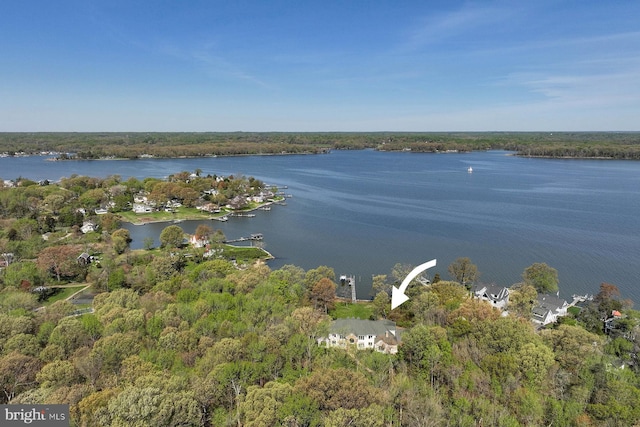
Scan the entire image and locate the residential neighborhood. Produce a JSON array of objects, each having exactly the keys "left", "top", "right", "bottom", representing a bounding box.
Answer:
[{"left": 0, "top": 168, "right": 639, "bottom": 426}]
